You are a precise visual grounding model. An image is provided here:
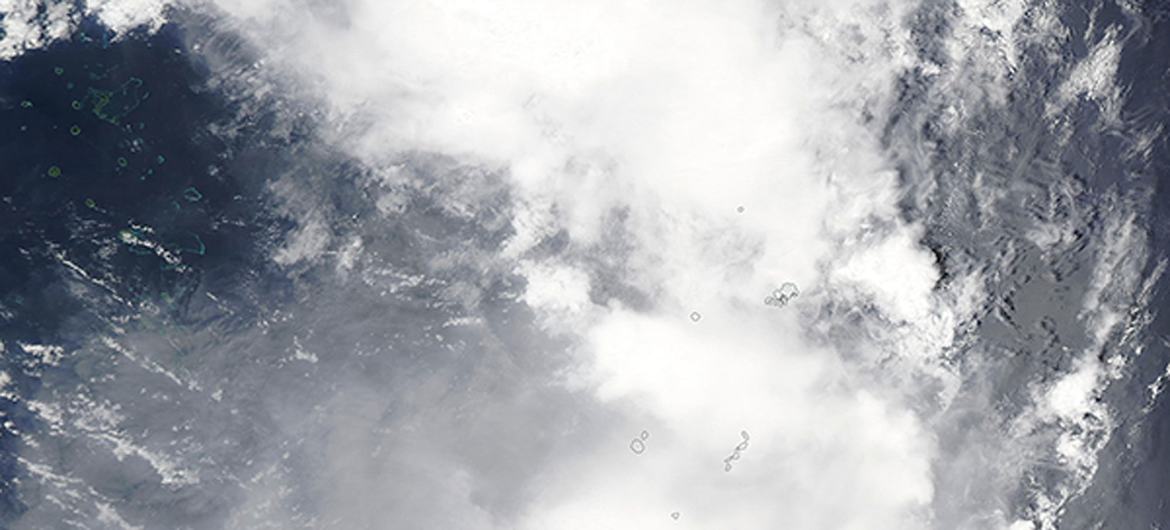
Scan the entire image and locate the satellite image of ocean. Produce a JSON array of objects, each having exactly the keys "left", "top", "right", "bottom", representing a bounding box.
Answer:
[{"left": 1, "top": 1, "right": 1169, "bottom": 529}]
